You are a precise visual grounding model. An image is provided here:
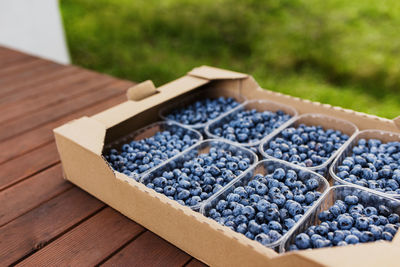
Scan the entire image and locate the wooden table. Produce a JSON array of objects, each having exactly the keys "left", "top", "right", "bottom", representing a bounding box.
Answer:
[{"left": 0, "top": 46, "right": 206, "bottom": 267}]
